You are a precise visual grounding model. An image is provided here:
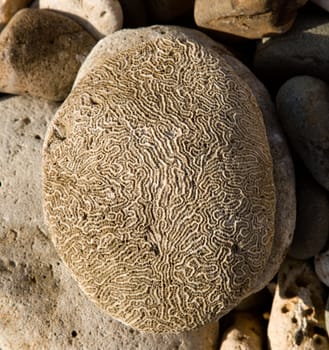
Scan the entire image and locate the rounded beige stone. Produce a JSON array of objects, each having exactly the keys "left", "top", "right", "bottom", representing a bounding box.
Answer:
[
  {"left": 43, "top": 26, "right": 276, "bottom": 333},
  {"left": 194, "top": 0, "right": 308, "bottom": 39},
  {"left": 39, "top": 0, "right": 123, "bottom": 39},
  {"left": 0, "top": 8, "right": 96, "bottom": 101}
]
